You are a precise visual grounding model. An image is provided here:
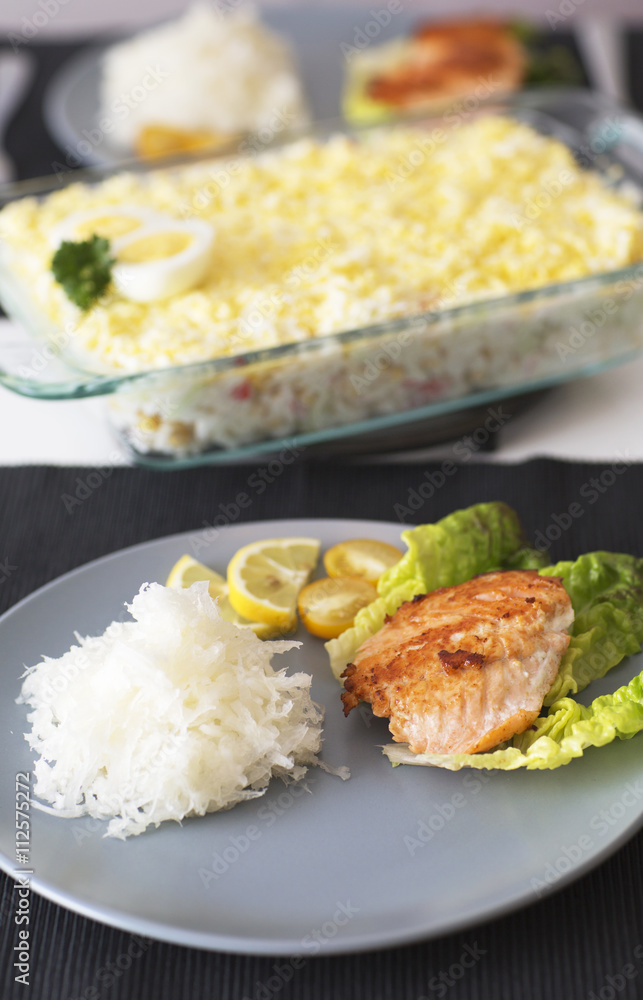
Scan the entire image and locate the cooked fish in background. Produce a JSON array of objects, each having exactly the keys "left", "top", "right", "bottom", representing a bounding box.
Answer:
[
  {"left": 365, "top": 19, "right": 526, "bottom": 109},
  {"left": 341, "top": 570, "right": 573, "bottom": 755}
]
